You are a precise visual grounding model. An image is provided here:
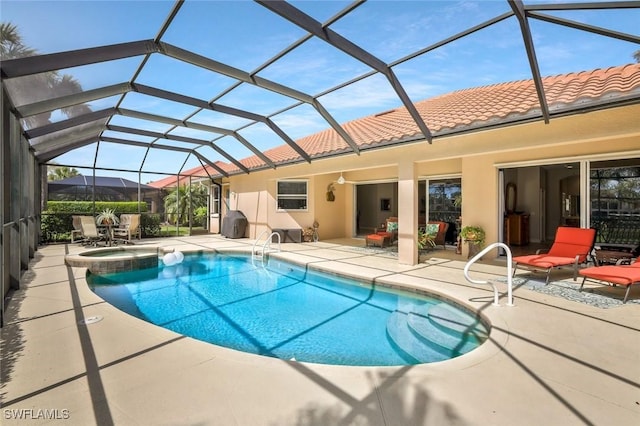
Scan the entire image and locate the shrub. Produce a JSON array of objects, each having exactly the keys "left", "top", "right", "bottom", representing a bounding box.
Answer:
[
  {"left": 141, "top": 214, "right": 161, "bottom": 237},
  {"left": 193, "top": 206, "right": 208, "bottom": 227}
]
